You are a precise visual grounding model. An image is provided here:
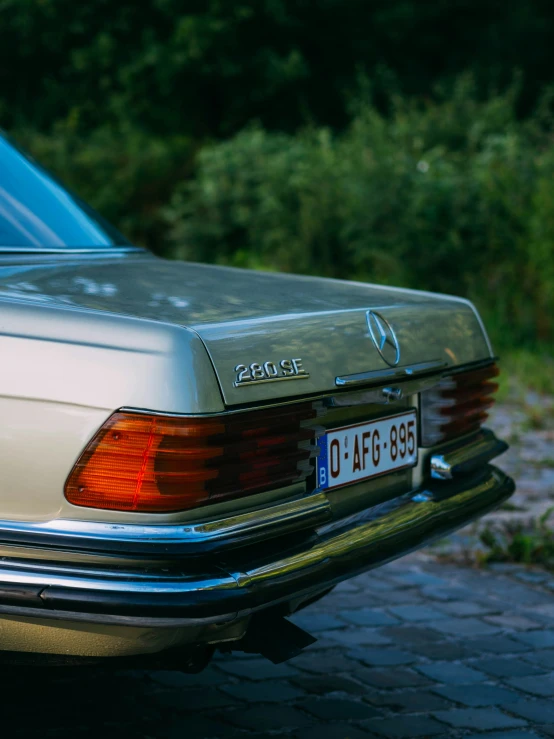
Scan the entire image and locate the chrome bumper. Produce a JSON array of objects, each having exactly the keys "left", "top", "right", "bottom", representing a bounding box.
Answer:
[{"left": 0, "top": 462, "right": 514, "bottom": 628}]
